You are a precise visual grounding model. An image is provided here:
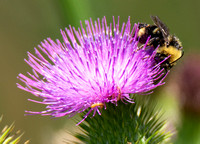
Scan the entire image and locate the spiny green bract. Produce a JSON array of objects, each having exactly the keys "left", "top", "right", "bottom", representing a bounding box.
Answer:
[
  {"left": 0, "top": 116, "right": 29, "bottom": 144},
  {"left": 74, "top": 95, "right": 172, "bottom": 144}
]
